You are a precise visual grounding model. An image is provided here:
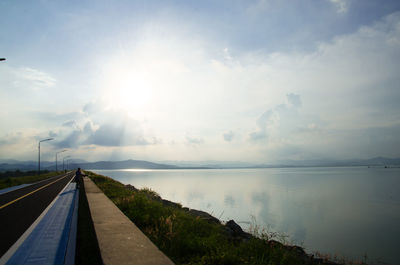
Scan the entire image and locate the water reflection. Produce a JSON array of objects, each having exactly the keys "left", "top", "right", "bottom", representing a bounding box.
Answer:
[
  {"left": 93, "top": 167, "right": 400, "bottom": 264},
  {"left": 224, "top": 195, "right": 235, "bottom": 207}
]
